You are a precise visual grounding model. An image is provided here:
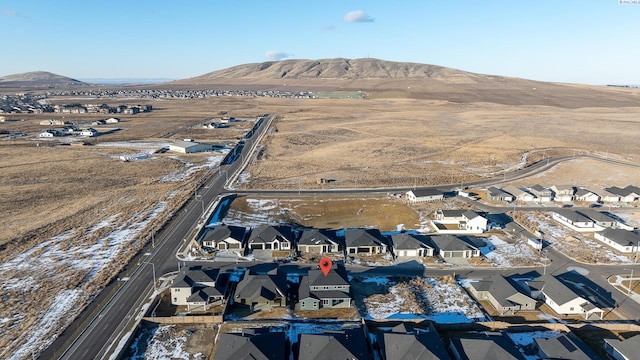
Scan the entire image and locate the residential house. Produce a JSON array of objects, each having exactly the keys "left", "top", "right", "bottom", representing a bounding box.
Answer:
[
  {"left": 245, "top": 225, "right": 292, "bottom": 251},
  {"left": 606, "top": 186, "right": 636, "bottom": 203},
  {"left": 39, "top": 129, "right": 62, "bottom": 137},
  {"left": 534, "top": 333, "right": 598, "bottom": 360},
  {"left": 576, "top": 209, "right": 618, "bottom": 228},
  {"left": 574, "top": 188, "right": 601, "bottom": 203},
  {"left": 344, "top": 229, "right": 388, "bottom": 254},
  {"left": 297, "top": 328, "right": 371, "bottom": 360},
  {"left": 529, "top": 184, "right": 553, "bottom": 202},
  {"left": 168, "top": 140, "right": 214, "bottom": 153},
  {"left": 448, "top": 334, "right": 524, "bottom": 360},
  {"left": 623, "top": 185, "right": 640, "bottom": 201},
  {"left": 486, "top": 187, "right": 514, "bottom": 202},
  {"left": 201, "top": 224, "right": 246, "bottom": 250},
  {"left": 550, "top": 185, "right": 575, "bottom": 202},
  {"left": 215, "top": 329, "right": 286, "bottom": 360},
  {"left": 105, "top": 117, "right": 120, "bottom": 124},
  {"left": 433, "top": 210, "right": 488, "bottom": 233},
  {"left": 503, "top": 186, "right": 536, "bottom": 202},
  {"left": 80, "top": 128, "right": 98, "bottom": 137},
  {"left": 466, "top": 275, "right": 536, "bottom": 316},
  {"left": 429, "top": 235, "right": 482, "bottom": 259},
  {"left": 379, "top": 323, "right": 452, "bottom": 360},
  {"left": 298, "top": 263, "right": 351, "bottom": 310},
  {"left": 390, "top": 234, "right": 434, "bottom": 258},
  {"left": 594, "top": 228, "right": 640, "bottom": 254},
  {"left": 405, "top": 188, "right": 443, "bottom": 203},
  {"left": 604, "top": 333, "right": 640, "bottom": 360},
  {"left": 594, "top": 189, "right": 621, "bottom": 203},
  {"left": 91, "top": 119, "right": 106, "bottom": 126},
  {"left": 551, "top": 209, "right": 598, "bottom": 232},
  {"left": 297, "top": 229, "right": 341, "bottom": 254},
  {"left": 170, "top": 266, "right": 226, "bottom": 311},
  {"left": 233, "top": 270, "right": 287, "bottom": 310},
  {"left": 40, "top": 119, "right": 66, "bottom": 126},
  {"left": 526, "top": 274, "right": 604, "bottom": 320}
]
